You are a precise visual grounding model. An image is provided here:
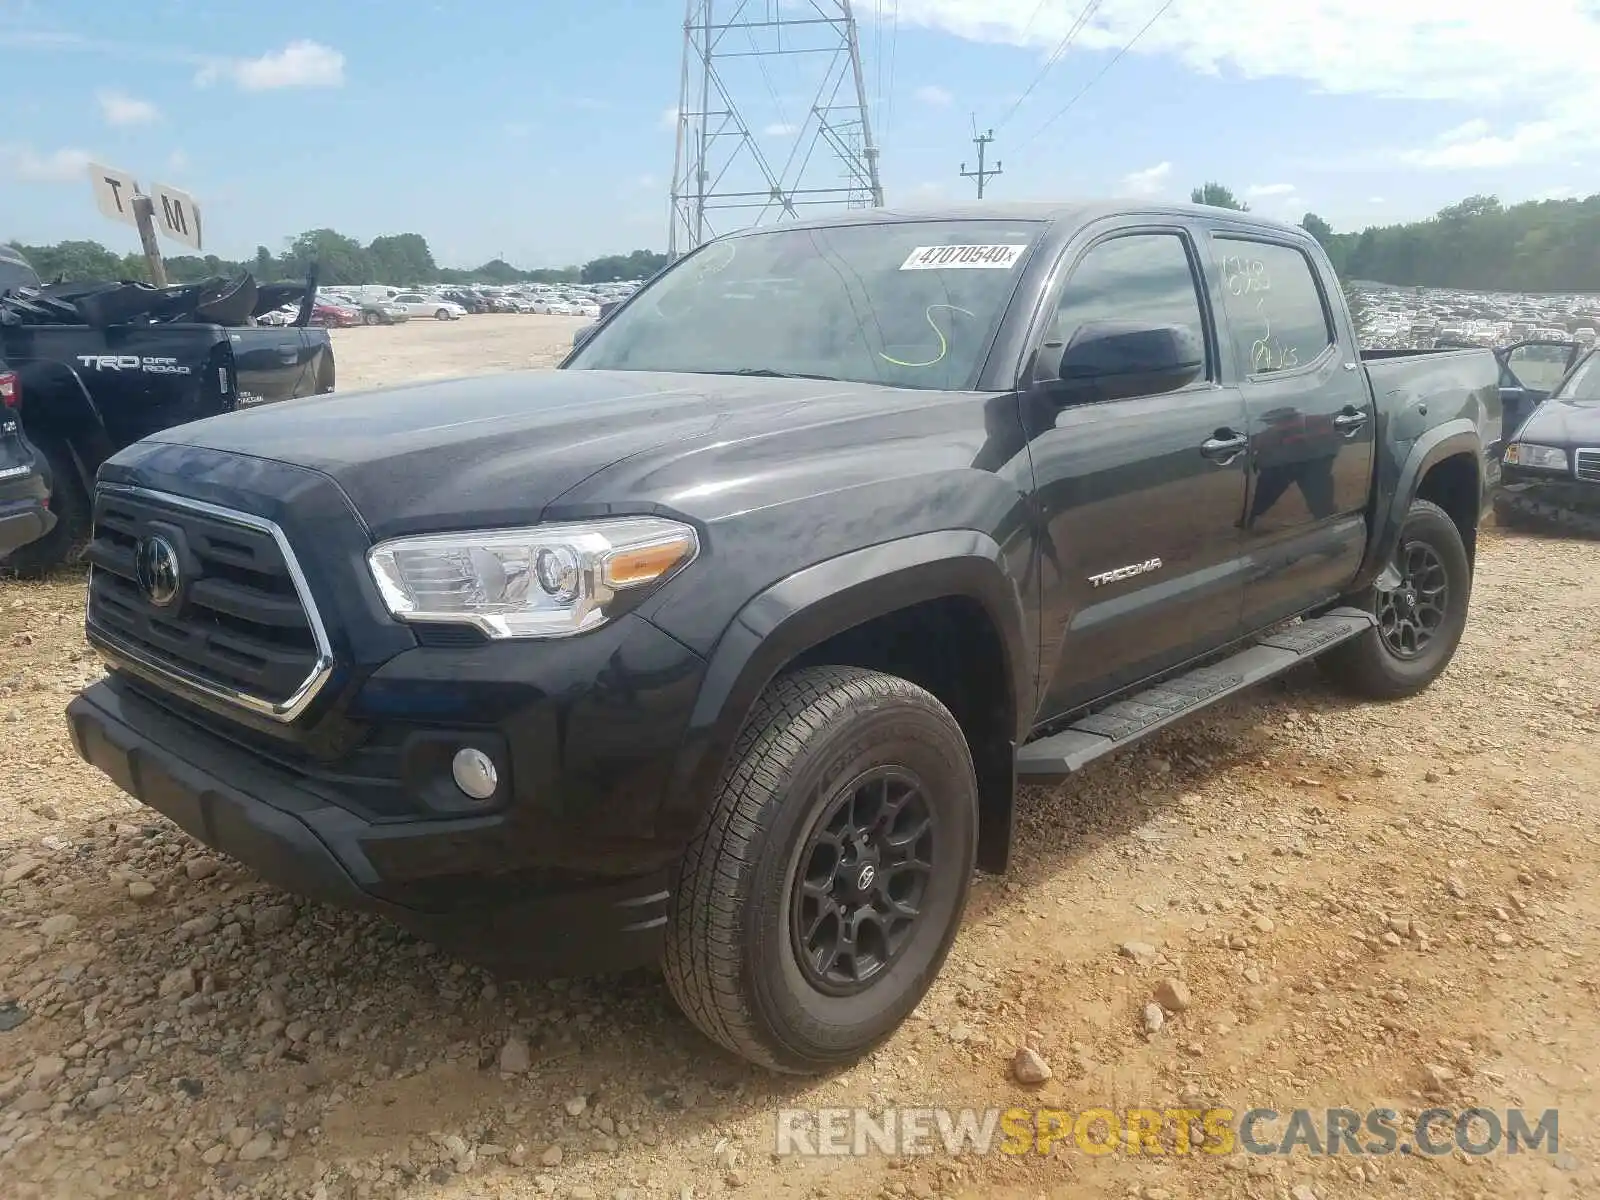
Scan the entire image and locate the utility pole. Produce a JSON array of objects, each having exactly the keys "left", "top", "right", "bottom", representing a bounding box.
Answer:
[{"left": 959, "top": 126, "right": 1001, "bottom": 199}]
